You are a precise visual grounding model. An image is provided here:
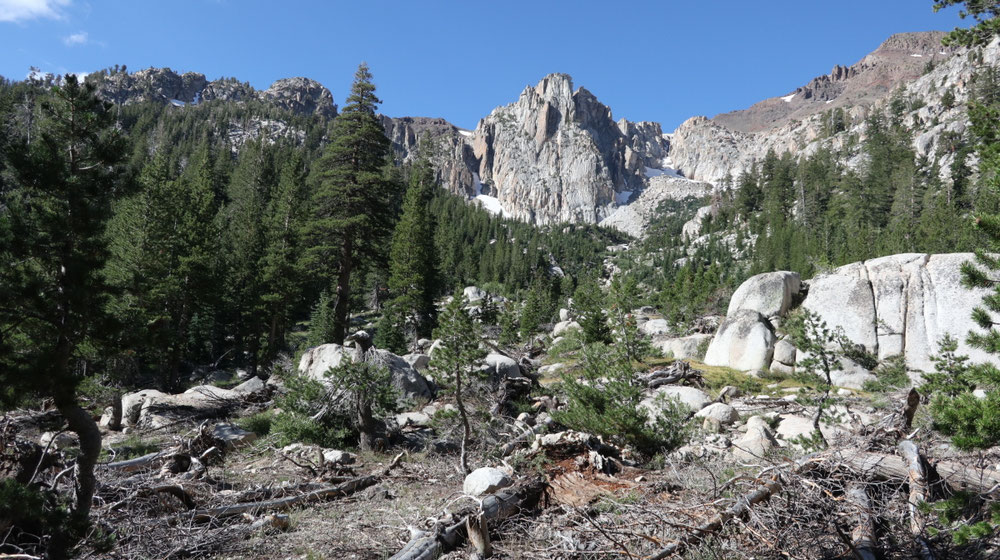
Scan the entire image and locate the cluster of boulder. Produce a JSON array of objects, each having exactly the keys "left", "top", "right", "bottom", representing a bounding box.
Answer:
[{"left": 702, "top": 253, "right": 993, "bottom": 387}]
